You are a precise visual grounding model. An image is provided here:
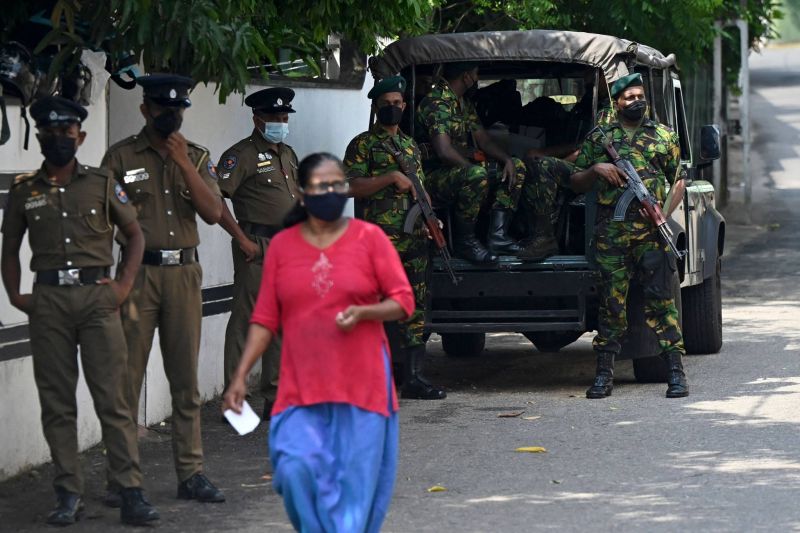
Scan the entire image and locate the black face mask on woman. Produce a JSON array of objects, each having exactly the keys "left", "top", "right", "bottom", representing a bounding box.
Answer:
[
  {"left": 152, "top": 109, "right": 183, "bottom": 138},
  {"left": 376, "top": 105, "right": 403, "bottom": 126},
  {"left": 620, "top": 99, "right": 648, "bottom": 122},
  {"left": 304, "top": 191, "right": 348, "bottom": 222},
  {"left": 40, "top": 135, "right": 77, "bottom": 167}
]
